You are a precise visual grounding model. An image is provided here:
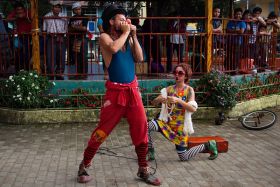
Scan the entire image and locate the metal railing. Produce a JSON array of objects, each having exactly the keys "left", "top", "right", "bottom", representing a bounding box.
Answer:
[{"left": 0, "top": 16, "right": 279, "bottom": 79}]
